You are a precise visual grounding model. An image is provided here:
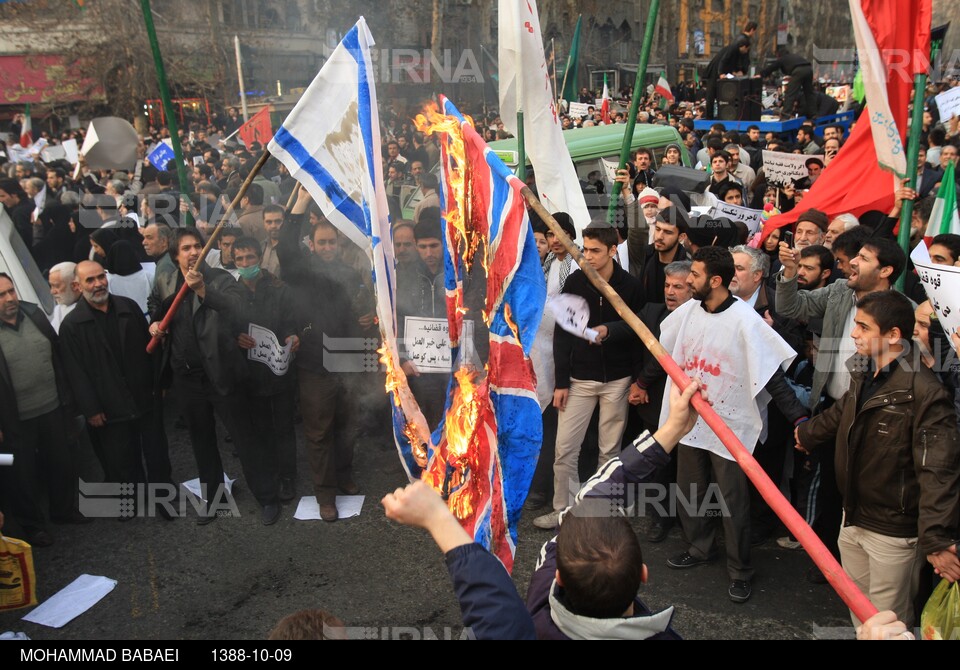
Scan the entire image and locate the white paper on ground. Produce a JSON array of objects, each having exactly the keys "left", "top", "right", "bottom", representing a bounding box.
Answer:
[
  {"left": 294, "top": 496, "right": 364, "bottom": 520},
  {"left": 181, "top": 474, "right": 236, "bottom": 502},
  {"left": 21, "top": 575, "right": 117, "bottom": 628}
]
